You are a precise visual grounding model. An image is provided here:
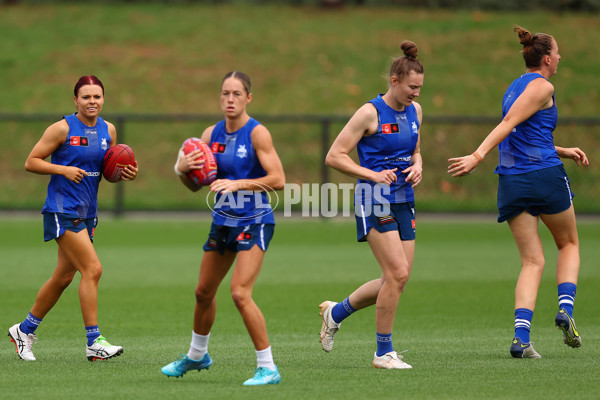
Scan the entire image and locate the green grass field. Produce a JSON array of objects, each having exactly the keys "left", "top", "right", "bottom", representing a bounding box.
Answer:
[{"left": 1, "top": 216, "right": 599, "bottom": 399}]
